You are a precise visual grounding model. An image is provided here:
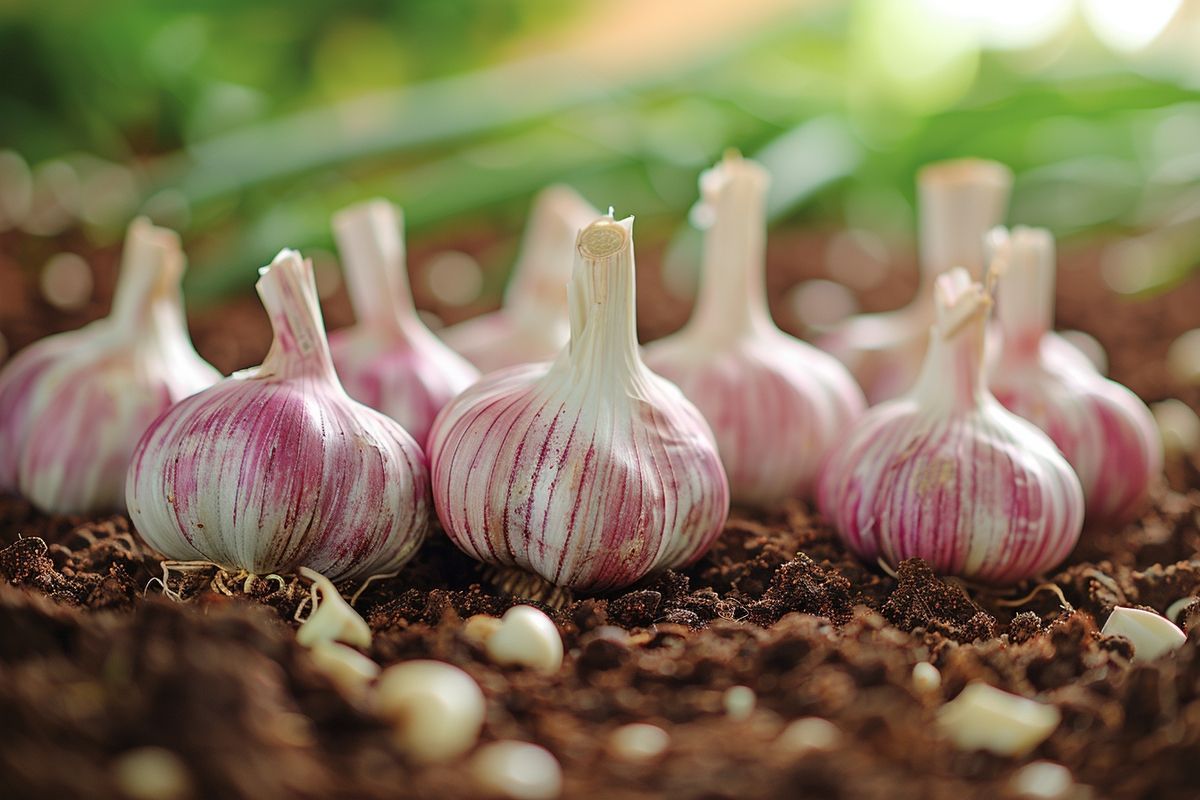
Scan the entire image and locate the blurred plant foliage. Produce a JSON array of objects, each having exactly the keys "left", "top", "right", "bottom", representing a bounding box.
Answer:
[{"left": 1, "top": 0, "right": 1198, "bottom": 301}]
